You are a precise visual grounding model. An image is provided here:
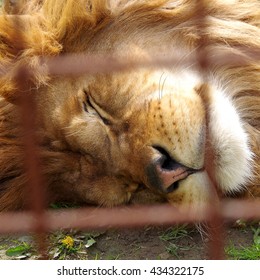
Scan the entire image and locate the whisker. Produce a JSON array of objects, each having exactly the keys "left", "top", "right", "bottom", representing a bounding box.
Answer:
[
  {"left": 160, "top": 74, "right": 168, "bottom": 99},
  {"left": 158, "top": 72, "right": 165, "bottom": 100}
]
